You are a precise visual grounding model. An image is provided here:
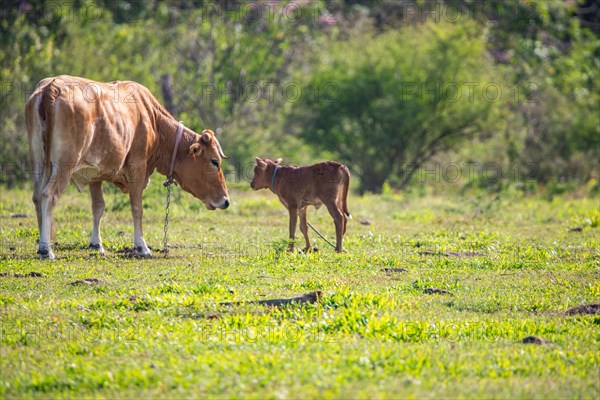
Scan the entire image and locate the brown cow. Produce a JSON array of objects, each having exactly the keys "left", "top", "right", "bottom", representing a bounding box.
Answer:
[
  {"left": 250, "top": 157, "right": 351, "bottom": 253},
  {"left": 25, "top": 75, "right": 230, "bottom": 259}
]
